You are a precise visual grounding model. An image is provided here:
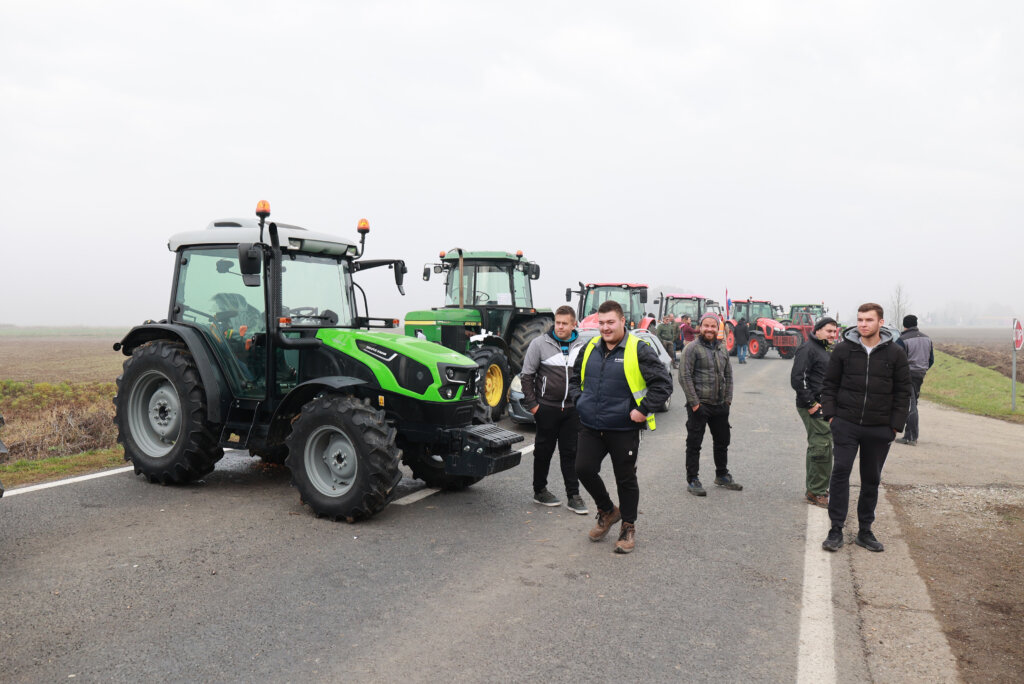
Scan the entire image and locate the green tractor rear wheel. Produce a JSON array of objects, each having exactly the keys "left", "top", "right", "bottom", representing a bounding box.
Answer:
[{"left": 508, "top": 317, "right": 553, "bottom": 371}]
